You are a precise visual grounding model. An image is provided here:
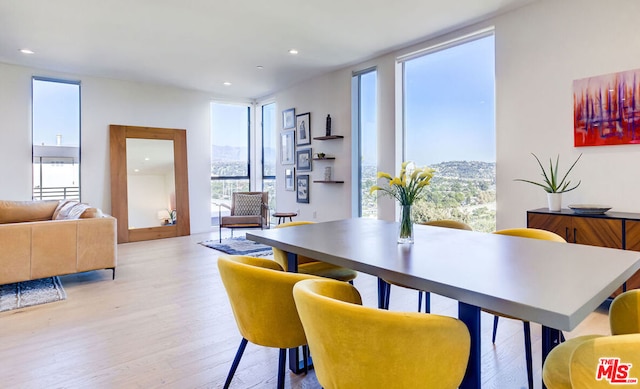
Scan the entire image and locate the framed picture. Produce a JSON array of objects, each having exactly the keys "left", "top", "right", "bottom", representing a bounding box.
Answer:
[
  {"left": 282, "top": 108, "right": 295, "bottom": 129},
  {"left": 296, "top": 174, "right": 310, "bottom": 203},
  {"left": 296, "top": 148, "right": 312, "bottom": 171},
  {"left": 280, "top": 130, "right": 295, "bottom": 165},
  {"left": 296, "top": 112, "right": 311, "bottom": 146},
  {"left": 285, "top": 168, "right": 295, "bottom": 191}
]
